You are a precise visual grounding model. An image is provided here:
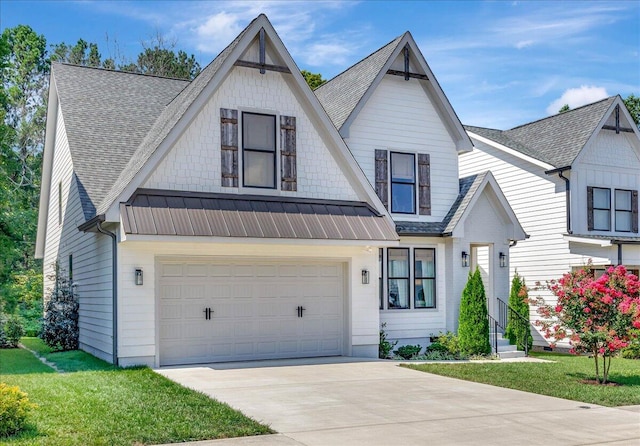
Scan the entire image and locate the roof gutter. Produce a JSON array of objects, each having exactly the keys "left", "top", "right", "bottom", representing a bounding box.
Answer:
[
  {"left": 79, "top": 215, "right": 118, "bottom": 366},
  {"left": 545, "top": 166, "right": 572, "bottom": 234}
]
